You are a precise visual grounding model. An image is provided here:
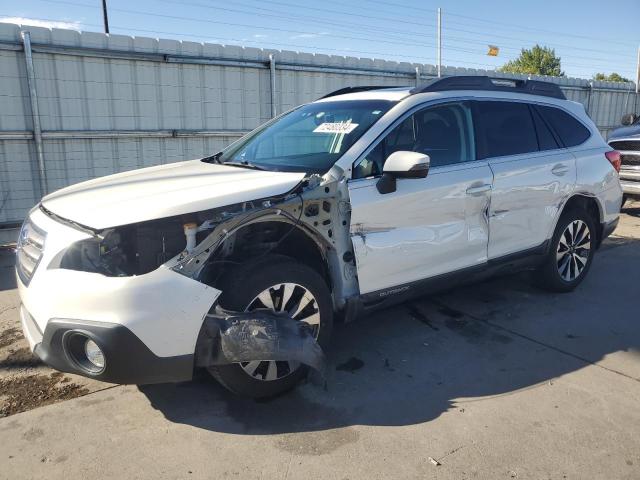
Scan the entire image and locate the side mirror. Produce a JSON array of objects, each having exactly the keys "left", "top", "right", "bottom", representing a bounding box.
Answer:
[
  {"left": 621, "top": 113, "right": 637, "bottom": 126},
  {"left": 376, "top": 151, "right": 430, "bottom": 194}
]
